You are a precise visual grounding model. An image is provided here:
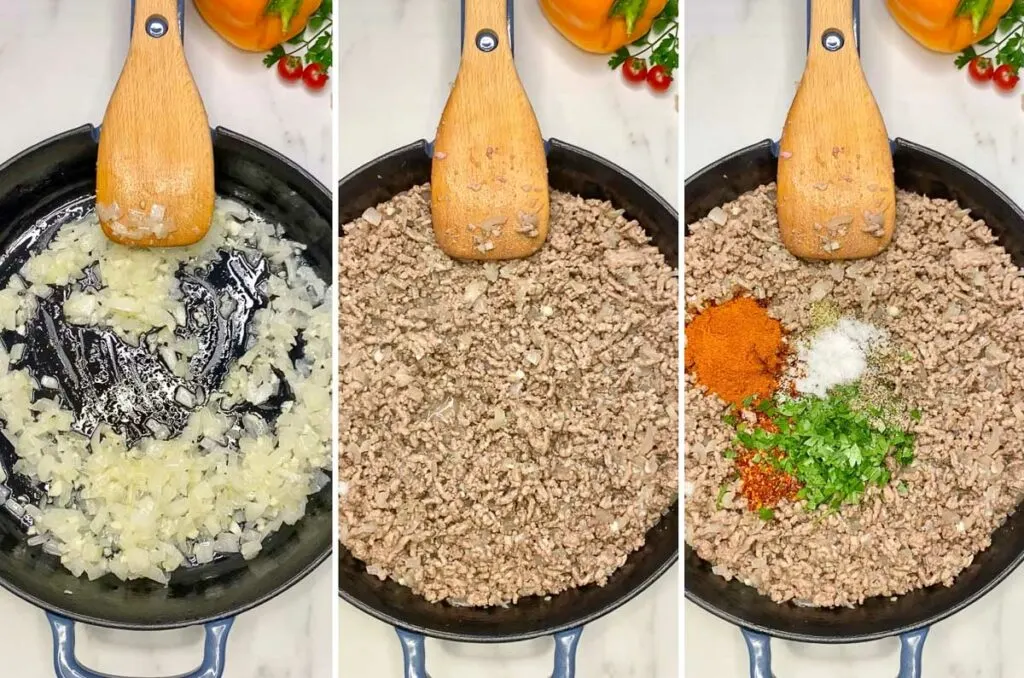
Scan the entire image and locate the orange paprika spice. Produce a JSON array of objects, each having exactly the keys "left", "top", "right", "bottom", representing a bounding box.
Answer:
[
  {"left": 193, "top": 0, "right": 322, "bottom": 52},
  {"left": 686, "top": 296, "right": 803, "bottom": 511},
  {"left": 684, "top": 296, "right": 786, "bottom": 407},
  {"left": 538, "top": 0, "right": 669, "bottom": 54},
  {"left": 885, "top": 0, "right": 1012, "bottom": 53}
]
